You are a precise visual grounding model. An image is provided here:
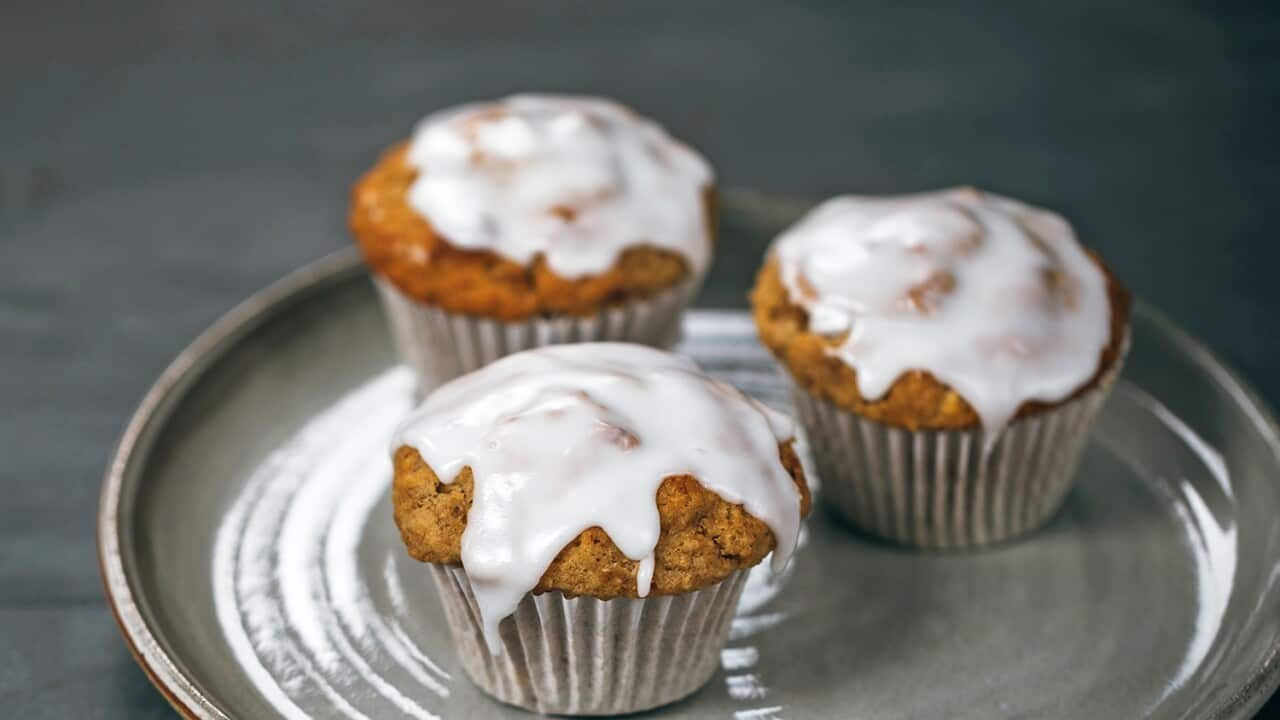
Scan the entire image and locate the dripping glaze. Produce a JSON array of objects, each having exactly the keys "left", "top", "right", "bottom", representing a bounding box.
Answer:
[
  {"left": 393, "top": 343, "right": 802, "bottom": 651},
  {"left": 406, "top": 94, "right": 714, "bottom": 278},
  {"left": 772, "top": 187, "right": 1111, "bottom": 438}
]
